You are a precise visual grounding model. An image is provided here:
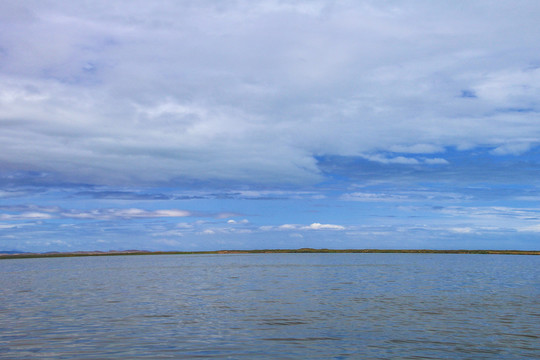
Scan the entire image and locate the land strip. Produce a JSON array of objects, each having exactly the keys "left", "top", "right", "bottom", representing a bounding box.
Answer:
[{"left": 1, "top": 248, "right": 539, "bottom": 260}]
